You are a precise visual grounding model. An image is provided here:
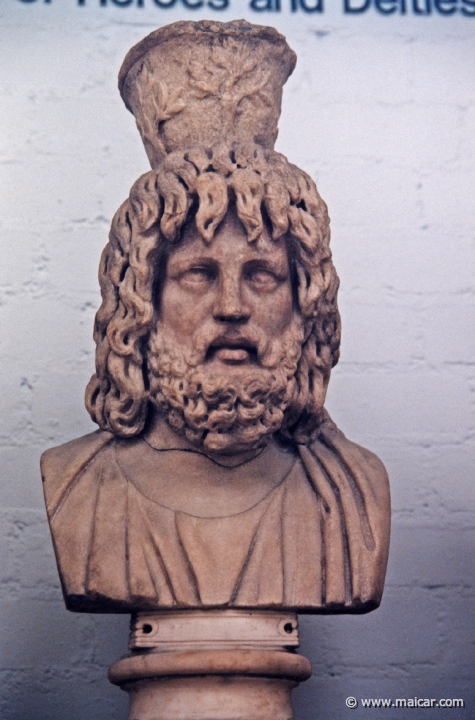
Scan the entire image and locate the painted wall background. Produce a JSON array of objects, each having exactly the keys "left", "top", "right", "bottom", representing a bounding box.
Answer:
[{"left": 0, "top": 2, "right": 474, "bottom": 718}]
